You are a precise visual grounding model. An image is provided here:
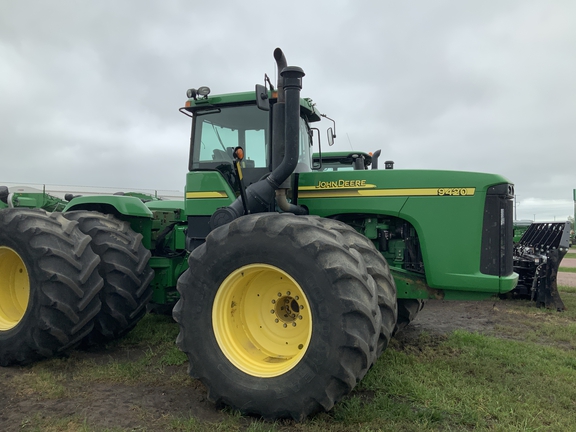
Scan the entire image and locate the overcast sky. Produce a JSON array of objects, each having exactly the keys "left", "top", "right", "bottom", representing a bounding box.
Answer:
[{"left": 1, "top": 1, "right": 575, "bottom": 221}]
